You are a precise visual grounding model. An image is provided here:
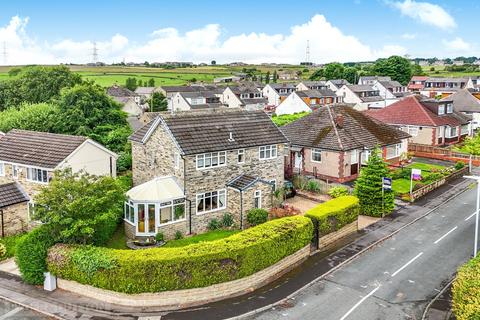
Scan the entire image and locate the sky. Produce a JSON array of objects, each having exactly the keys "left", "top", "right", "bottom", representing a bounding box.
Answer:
[{"left": 0, "top": 0, "right": 478, "bottom": 65}]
